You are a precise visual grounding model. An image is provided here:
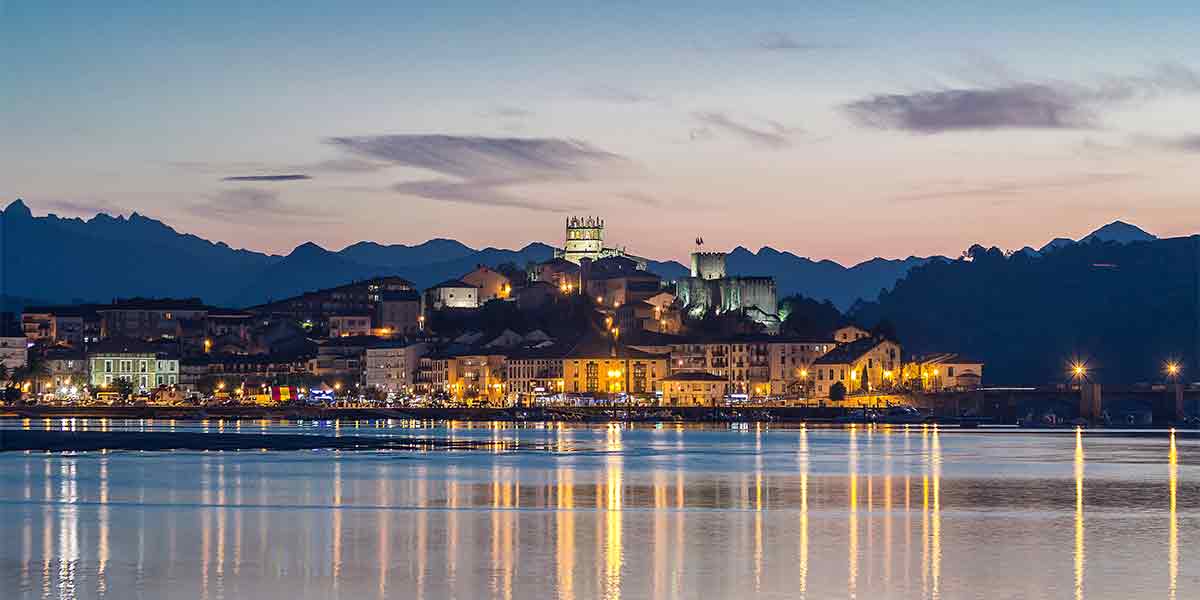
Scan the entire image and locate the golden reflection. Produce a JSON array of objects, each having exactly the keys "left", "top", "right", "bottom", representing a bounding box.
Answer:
[
  {"left": 931, "top": 425, "right": 942, "bottom": 599},
  {"left": 603, "top": 425, "right": 624, "bottom": 600},
  {"left": 332, "top": 461, "right": 343, "bottom": 594},
  {"left": 799, "top": 427, "right": 809, "bottom": 599},
  {"left": 653, "top": 470, "right": 668, "bottom": 599},
  {"left": 921, "top": 427, "right": 930, "bottom": 599},
  {"left": 98, "top": 456, "right": 110, "bottom": 597},
  {"left": 848, "top": 425, "right": 859, "bottom": 599},
  {"left": 1169, "top": 429, "right": 1178, "bottom": 600},
  {"left": 1074, "top": 427, "right": 1085, "bottom": 600},
  {"left": 557, "top": 466, "right": 576, "bottom": 600},
  {"left": 754, "top": 442, "right": 764, "bottom": 593}
]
